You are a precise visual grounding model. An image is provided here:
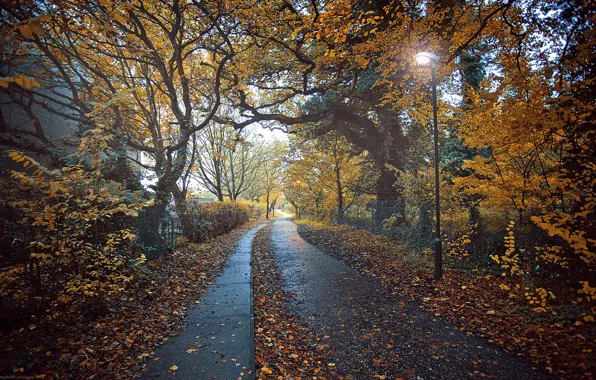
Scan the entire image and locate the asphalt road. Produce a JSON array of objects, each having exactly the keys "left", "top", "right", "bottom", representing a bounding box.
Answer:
[{"left": 271, "top": 216, "right": 547, "bottom": 380}]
